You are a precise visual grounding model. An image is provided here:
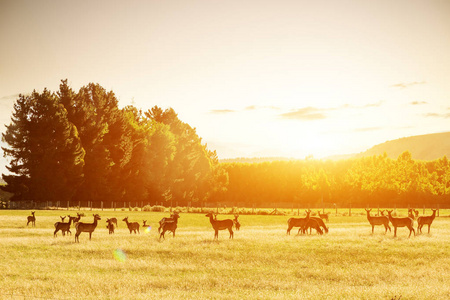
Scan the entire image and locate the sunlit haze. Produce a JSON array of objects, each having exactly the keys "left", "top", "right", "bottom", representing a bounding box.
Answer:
[{"left": 1, "top": 0, "right": 449, "bottom": 173}]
